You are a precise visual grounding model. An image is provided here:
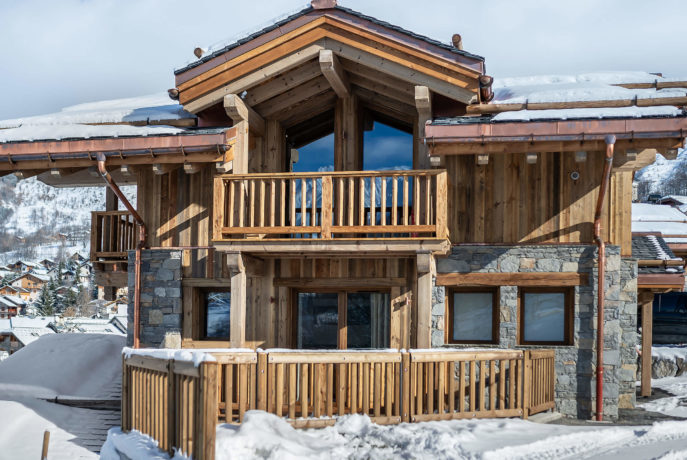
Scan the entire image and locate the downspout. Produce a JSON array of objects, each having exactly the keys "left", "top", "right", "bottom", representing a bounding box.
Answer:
[
  {"left": 594, "top": 135, "right": 615, "bottom": 421},
  {"left": 96, "top": 153, "right": 147, "bottom": 349}
]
